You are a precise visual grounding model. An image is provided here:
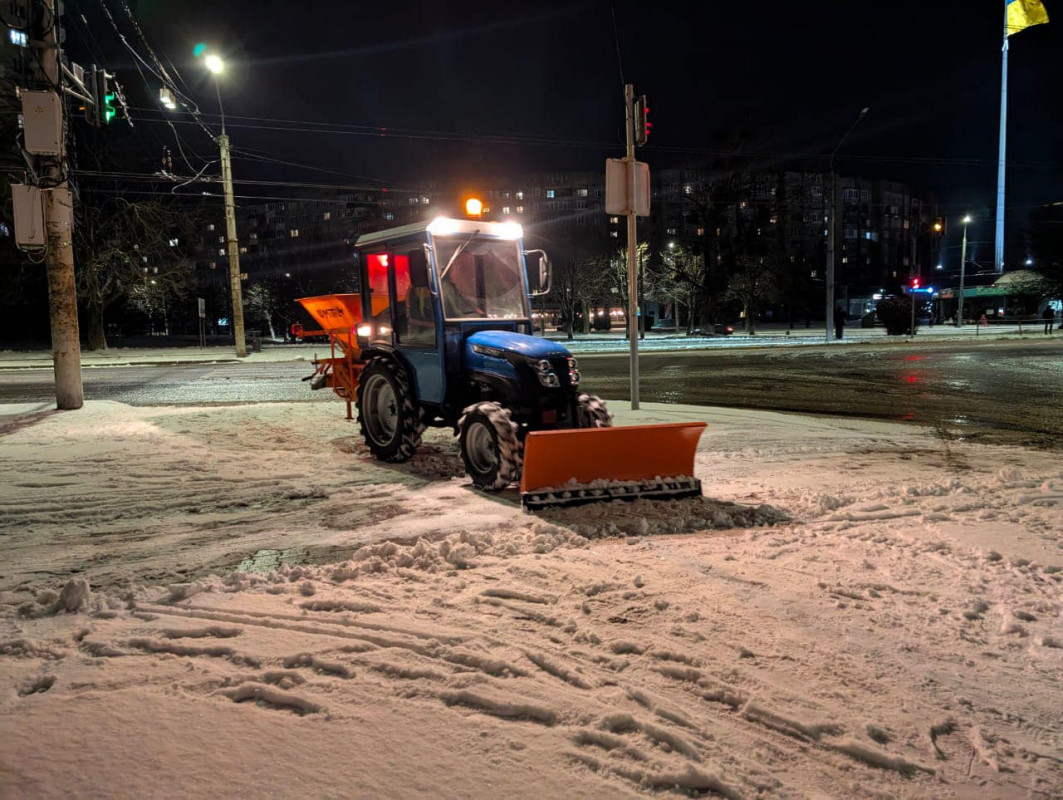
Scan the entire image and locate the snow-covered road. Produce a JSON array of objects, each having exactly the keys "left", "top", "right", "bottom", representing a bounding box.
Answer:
[{"left": 1, "top": 399, "right": 1061, "bottom": 798}]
